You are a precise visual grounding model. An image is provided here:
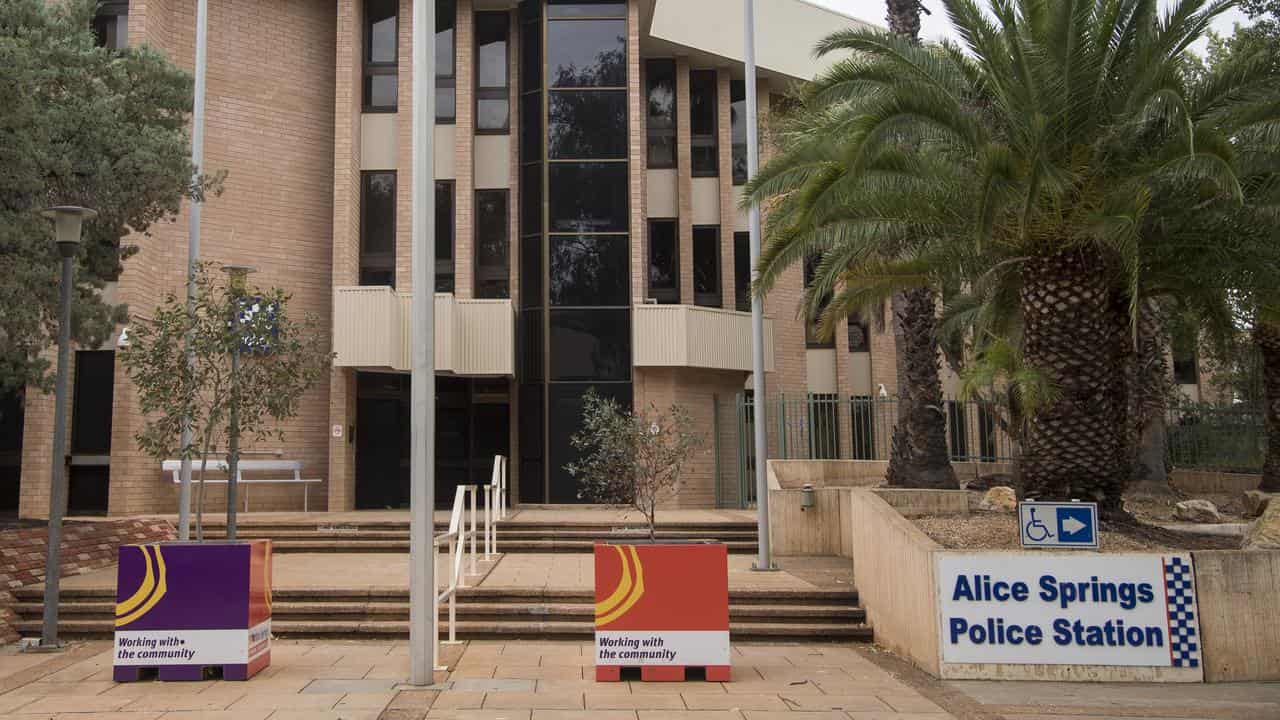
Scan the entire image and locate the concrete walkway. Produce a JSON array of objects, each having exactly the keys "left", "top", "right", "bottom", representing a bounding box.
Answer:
[{"left": 2, "top": 638, "right": 1276, "bottom": 719}]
